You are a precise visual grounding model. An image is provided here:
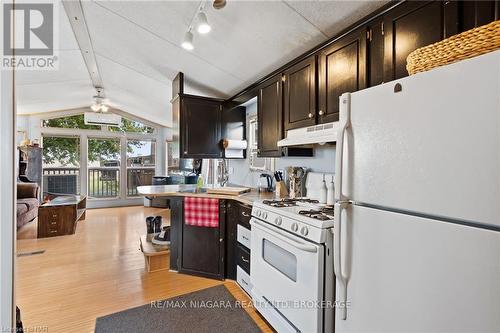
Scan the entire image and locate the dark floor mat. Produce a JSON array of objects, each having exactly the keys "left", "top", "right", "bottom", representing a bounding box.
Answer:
[{"left": 94, "top": 285, "right": 261, "bottom": 333}]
